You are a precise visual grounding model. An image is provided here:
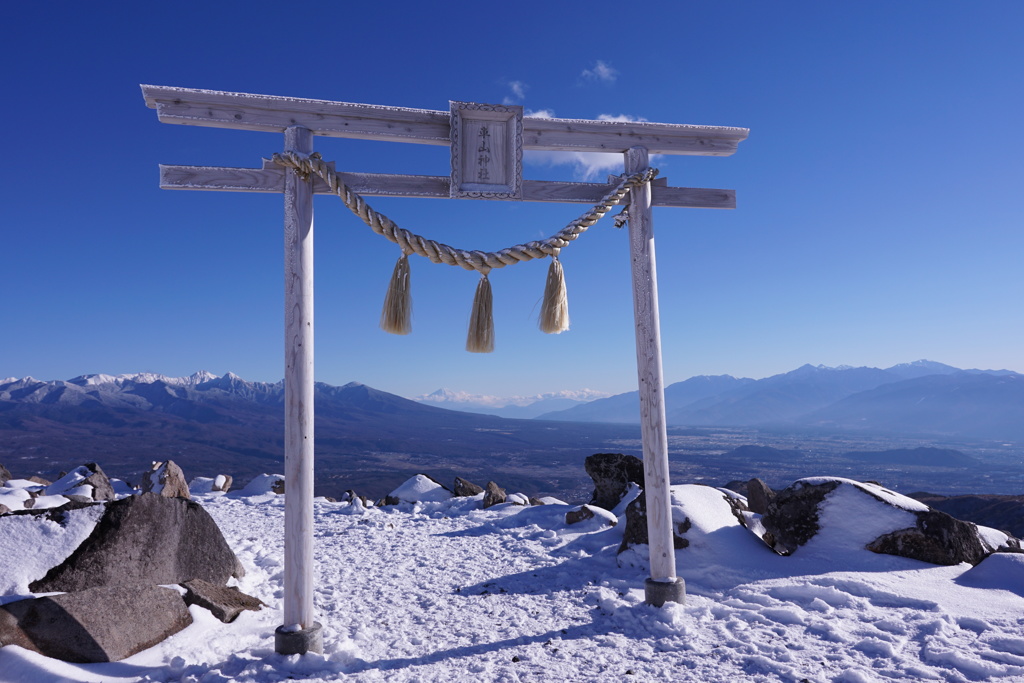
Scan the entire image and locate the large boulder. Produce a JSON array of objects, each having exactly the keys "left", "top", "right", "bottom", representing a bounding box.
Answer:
[
  {"left": 0, "top": 584, "right": 192, "bottom": 663},
  {"left": 29, "top": 493, "right": 243, "bottom": 593},
  {"left": 760, "top": 479, "right": 840, "bottom": 555},
  {"left": 141, "top": 460, "right": 190, "bottom": 499},
  {"left": 585, "top": 453, "right": 645, "bottom": 511},
  {"left": 617, "top": 485, "right": 774, "bottom": 582},
  {"left": 866, "top": 510, "right": 1018, "bottom": 566},
  {"left": 0, "top": 463, "right": 10, "bottom": 486},
  {"left": 761, "top": 477, "right": 1021, "bottom": 565}
]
